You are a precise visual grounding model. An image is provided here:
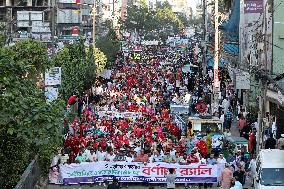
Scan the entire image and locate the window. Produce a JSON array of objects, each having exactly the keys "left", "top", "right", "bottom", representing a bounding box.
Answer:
[
  {"left": 260, "top": 168, "right": 284, "bottom": 186},
  {"left": 279, "top": 26, "right": 284, "bottom": 39}
]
